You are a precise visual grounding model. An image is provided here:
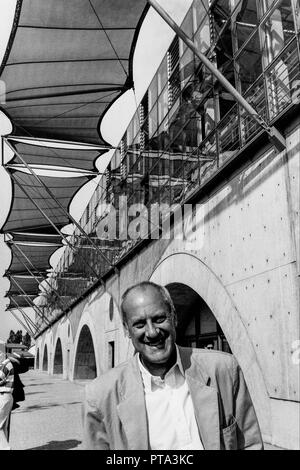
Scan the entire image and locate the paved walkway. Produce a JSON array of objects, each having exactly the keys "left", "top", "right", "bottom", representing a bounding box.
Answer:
[{"left": 9, "top": 369, "right": 87, "bottom": 450}]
